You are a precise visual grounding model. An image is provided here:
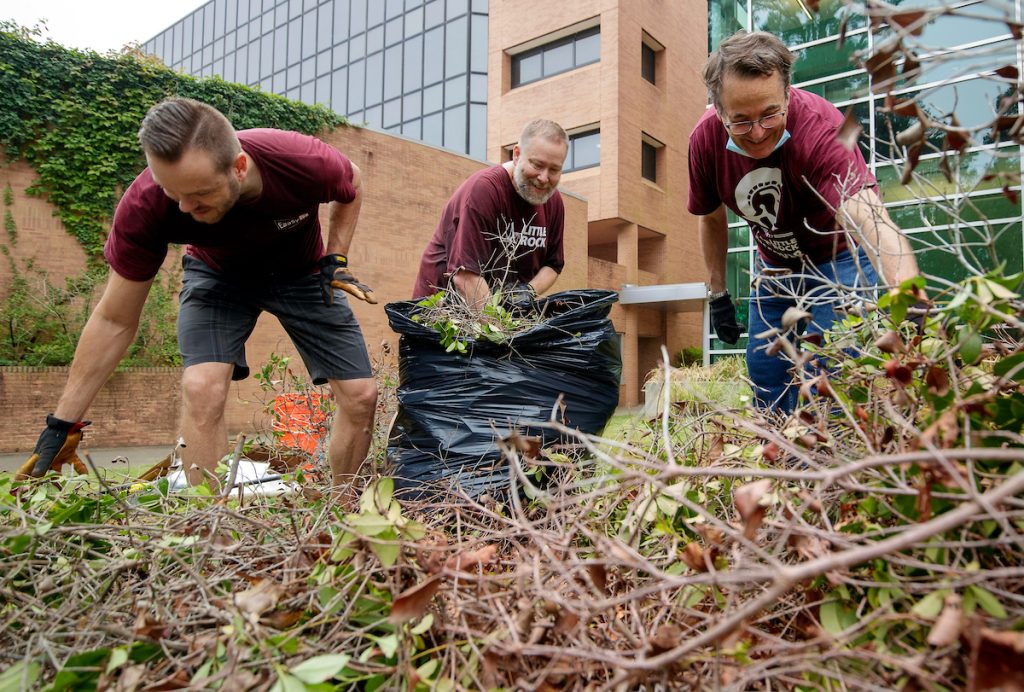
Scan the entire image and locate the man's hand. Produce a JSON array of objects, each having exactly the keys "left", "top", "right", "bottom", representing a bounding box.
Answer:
[
  {"left": 710, "top": 292, "right": 743, "bottom": 345},
  {"left": 318, "top": 254, "right": 377, "bottom": 305},
  {"left": 16, "top": 415, "right": 91, "bottom": 479},
  {"left": 502, "top": 281, "right": 537, "bottom": 316}
]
